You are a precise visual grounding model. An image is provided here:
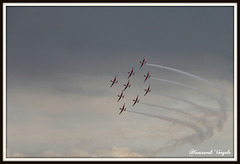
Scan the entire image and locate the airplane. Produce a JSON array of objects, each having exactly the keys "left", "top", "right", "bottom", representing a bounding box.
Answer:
[
  {"left": 110, "top": 76, "right": 118, "bottom": 87},
  {"left": 127, "top": 67, "right": 135, "bottom": 79},
  {"left": 144, "top": 85, "right": 151, "bottom": 96},
  {"left": 119, "top": 103, "right": 126, "bottom": 115},
  {"left": 132, "top": 95, "right": 140, "bottom": 107},
  {"left": 144, "top": 71, "right": 151, "bottom": 82},
  {"left": 140, "top": 57, "right": 146, "bottom": 68},
  {"left": 117, "top": 91, "right": 125, "bottom": 102},
  {"left": 123, "top": 80, "right": 131, "bottom": 91}
]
